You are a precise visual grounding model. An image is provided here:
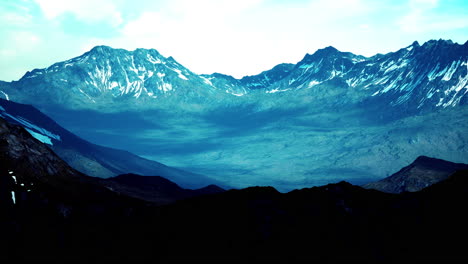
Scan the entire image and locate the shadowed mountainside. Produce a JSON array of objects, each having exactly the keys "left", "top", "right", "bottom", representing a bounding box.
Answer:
[
  {"left": 102, "top": 173, "right": 224, "bottom": 205},
  {"left": 0, "top": 99, "right": 219, "bottom": 189},
  {"left": 363, "top": 155, "right": 468, "bottom": 193}
]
